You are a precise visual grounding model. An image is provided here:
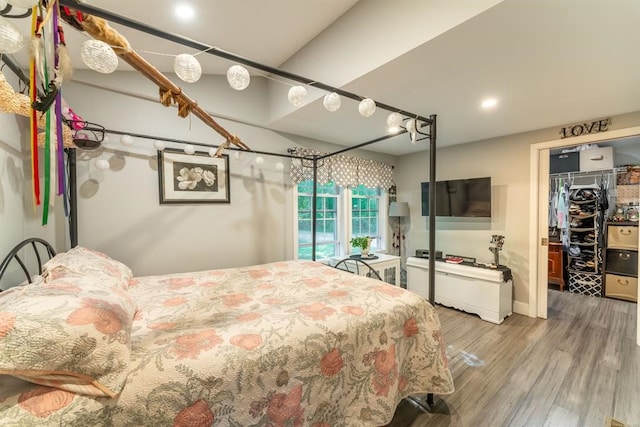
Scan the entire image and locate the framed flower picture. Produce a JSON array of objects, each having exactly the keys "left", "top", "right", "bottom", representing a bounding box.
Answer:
[{"left": 158, "top": 148, "right": 230, "bottom": 204}]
